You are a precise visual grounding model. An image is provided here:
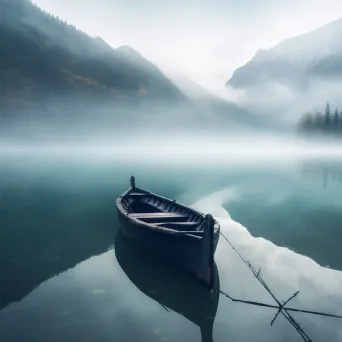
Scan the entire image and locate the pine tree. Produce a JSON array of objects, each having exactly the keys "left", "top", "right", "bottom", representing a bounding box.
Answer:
[
  {"left": 334, "top": 108, "right": 339, "bottom": 130},
  {"left": 315, "top": 111, "right": 324, "bottom": 131},
  {"left": 325, "top": 102, "right": 331, "bottom": 130}
]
